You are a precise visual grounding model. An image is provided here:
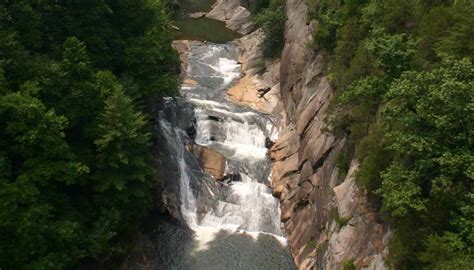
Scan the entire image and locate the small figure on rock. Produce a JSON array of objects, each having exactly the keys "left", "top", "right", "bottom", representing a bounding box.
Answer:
[{"left": 257, "top": 87, "right": 271, "bottom": 98}]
